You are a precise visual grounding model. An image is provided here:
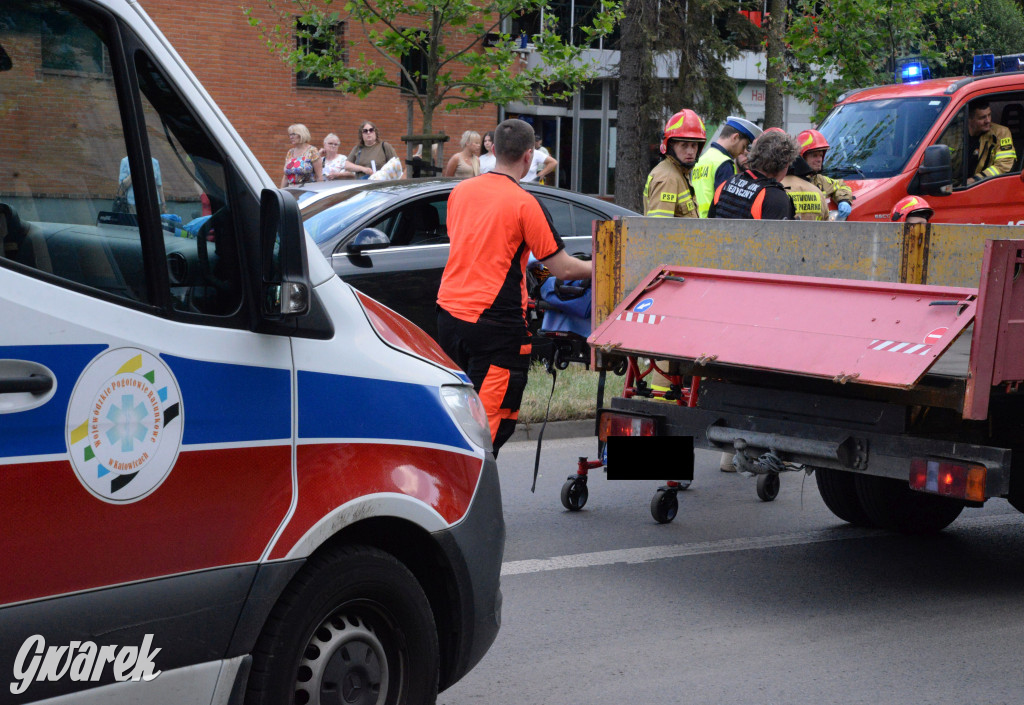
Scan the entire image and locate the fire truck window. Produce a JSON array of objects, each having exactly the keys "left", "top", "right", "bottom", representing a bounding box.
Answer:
[{"left": 937, "top": 109, "right": 967, "bottom": 189}]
